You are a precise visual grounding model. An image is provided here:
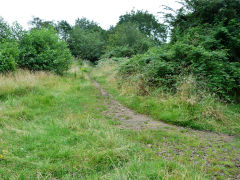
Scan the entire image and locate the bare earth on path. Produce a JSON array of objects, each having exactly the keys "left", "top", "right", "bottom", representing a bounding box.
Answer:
[{"left": 92, "top": 79, "right": 240, "bottom": 179}]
